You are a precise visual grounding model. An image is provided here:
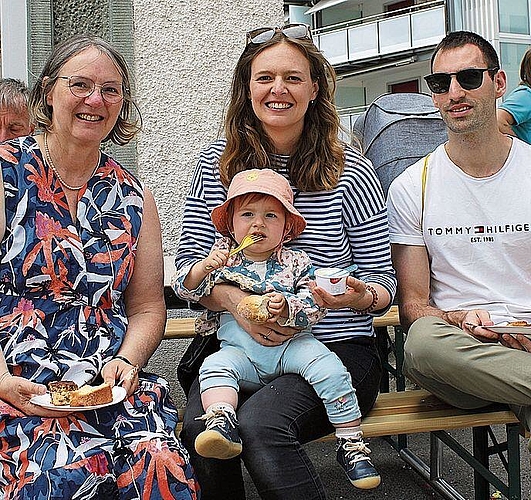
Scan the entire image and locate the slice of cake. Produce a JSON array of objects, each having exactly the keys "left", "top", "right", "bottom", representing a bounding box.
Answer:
[
  {"left": 70, "top": 383, "right": 113, "bottom": 407},
  {"left": 48, "top": 381, "right": 79, "bottom": 406}
]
